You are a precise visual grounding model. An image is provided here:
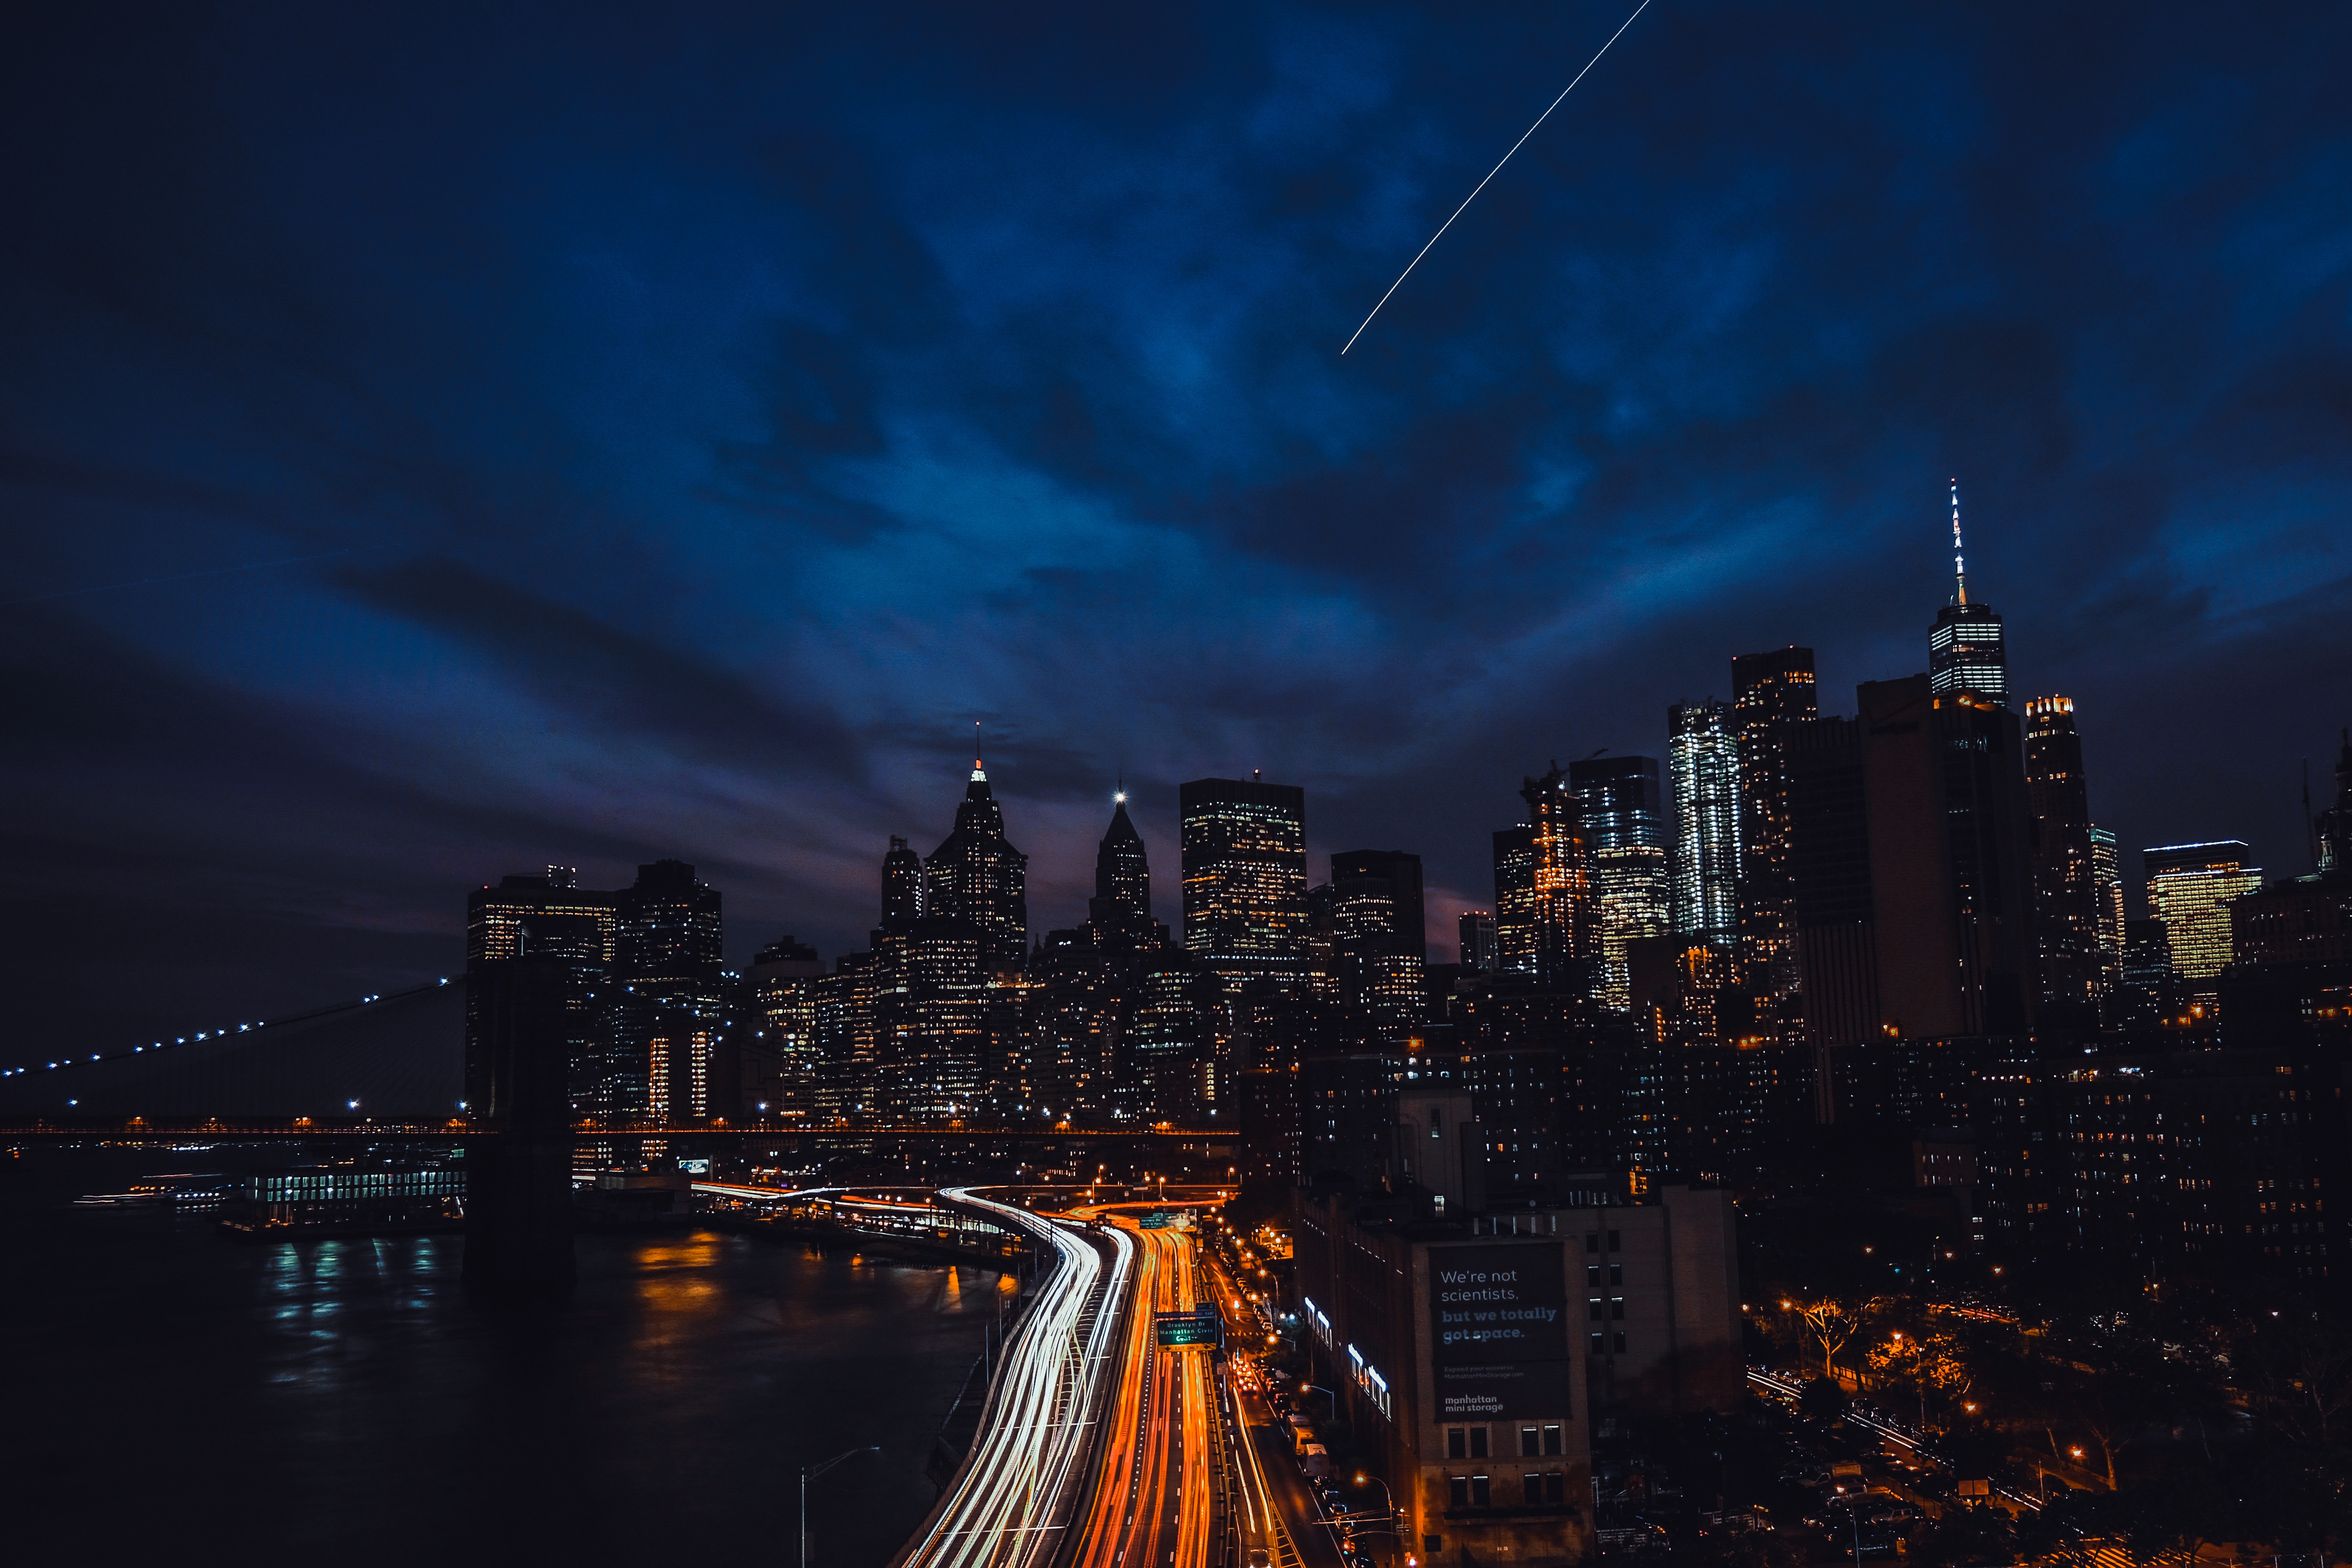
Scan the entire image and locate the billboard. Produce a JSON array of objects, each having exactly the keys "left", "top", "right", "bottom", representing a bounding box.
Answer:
[{"left": 1427, "top": 1244, "right": 1569, "bottom": 1420}]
